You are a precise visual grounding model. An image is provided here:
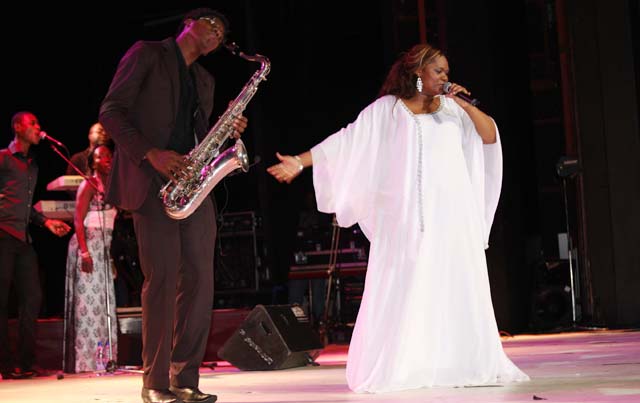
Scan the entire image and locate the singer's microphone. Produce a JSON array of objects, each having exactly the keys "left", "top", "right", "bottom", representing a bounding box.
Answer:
[
  {"left": 442, "top": 82, "right": 480, "bottom": 106},
  {"left": 39, "top": 131, "right": 65, "bottom": 147}
]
